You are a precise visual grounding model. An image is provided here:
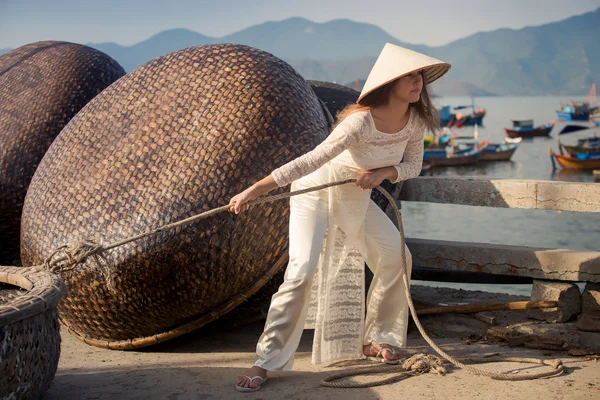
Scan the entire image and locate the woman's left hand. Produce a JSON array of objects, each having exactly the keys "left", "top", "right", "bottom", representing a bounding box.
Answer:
[{"left": 355, "top": 169, "right": 385, "bottom": 190}]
